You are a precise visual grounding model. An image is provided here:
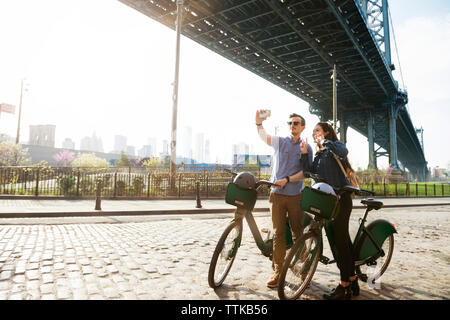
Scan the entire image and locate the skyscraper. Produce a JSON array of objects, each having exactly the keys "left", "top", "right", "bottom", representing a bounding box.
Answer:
[
  {"left": 162, "top": 140, "right": 169, "bottom": 155},
  {"left": 195, "top": 133, "right": 204, "bottom": 163},
  {"left": 138, "top": 145, "right": 152, "bottom": 158},
  {"left": 62, "top": 138, "right": 75, "bottom": 149},
  {"left": 181, "top": 126, "right": 193, "bottom": 160},
  {"left": 205, "top": 139, "right": 210, "bottom": 163},
  {"left": 148, "top": 137, "right": 157, "bottom": 157},
  {"left": 114, "top": 135, "right": 127, "bottom": 154},
  {"left": 80, "top": 132, "right": 103, "bottom": 152},
  {"left": 126, "top": 145, "right": 135, "bottom": 157}
]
